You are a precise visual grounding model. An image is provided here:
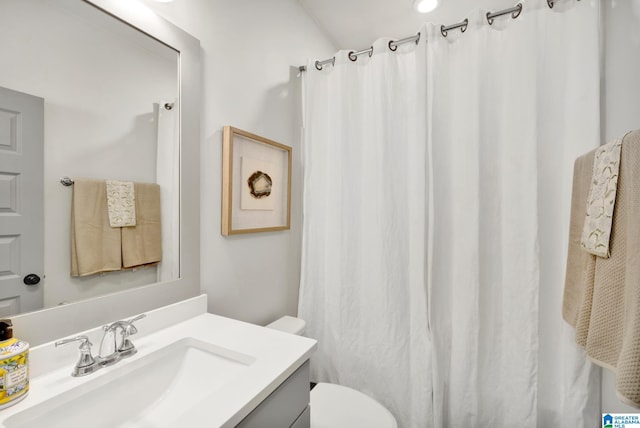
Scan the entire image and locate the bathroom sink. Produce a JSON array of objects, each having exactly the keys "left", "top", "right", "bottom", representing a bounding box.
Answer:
[{"left": 3, "top": 338, "right": 255, "bottom": 428}]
